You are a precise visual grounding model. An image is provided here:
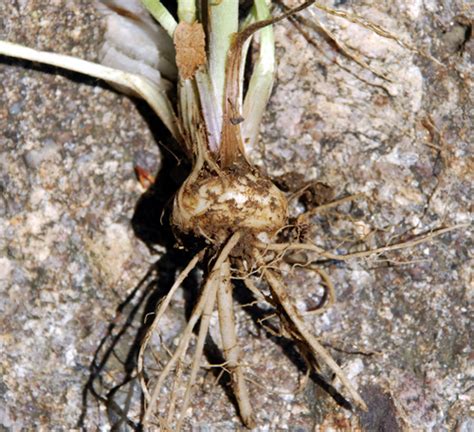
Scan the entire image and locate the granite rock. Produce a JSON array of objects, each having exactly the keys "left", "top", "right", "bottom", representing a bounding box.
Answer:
[{"left": 0, "top": 1, "right": 472, "bottom": 430}]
